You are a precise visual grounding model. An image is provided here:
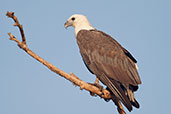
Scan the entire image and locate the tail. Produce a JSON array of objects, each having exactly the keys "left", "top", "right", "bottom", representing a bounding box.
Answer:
[
  {"left": 110, "top": 95, "right": 126, "bottom": 114},
  {"left": 99, "top": 74, "right": 133, "bottom": 112},
  {"left": 126, "top": 87, "right": 140, "bottom": 108}
]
